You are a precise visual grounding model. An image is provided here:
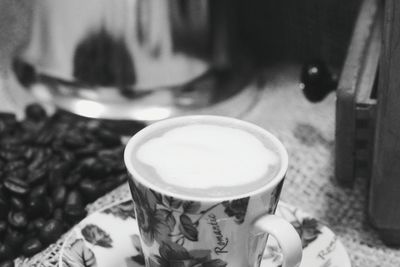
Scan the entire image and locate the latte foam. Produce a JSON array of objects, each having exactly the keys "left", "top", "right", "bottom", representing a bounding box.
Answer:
[
  {"left": 126, "top": 116, "right": 285, "bottom": 199},
  {"left": 136, "top": 124, "right": 279, "bottom": 190}
]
